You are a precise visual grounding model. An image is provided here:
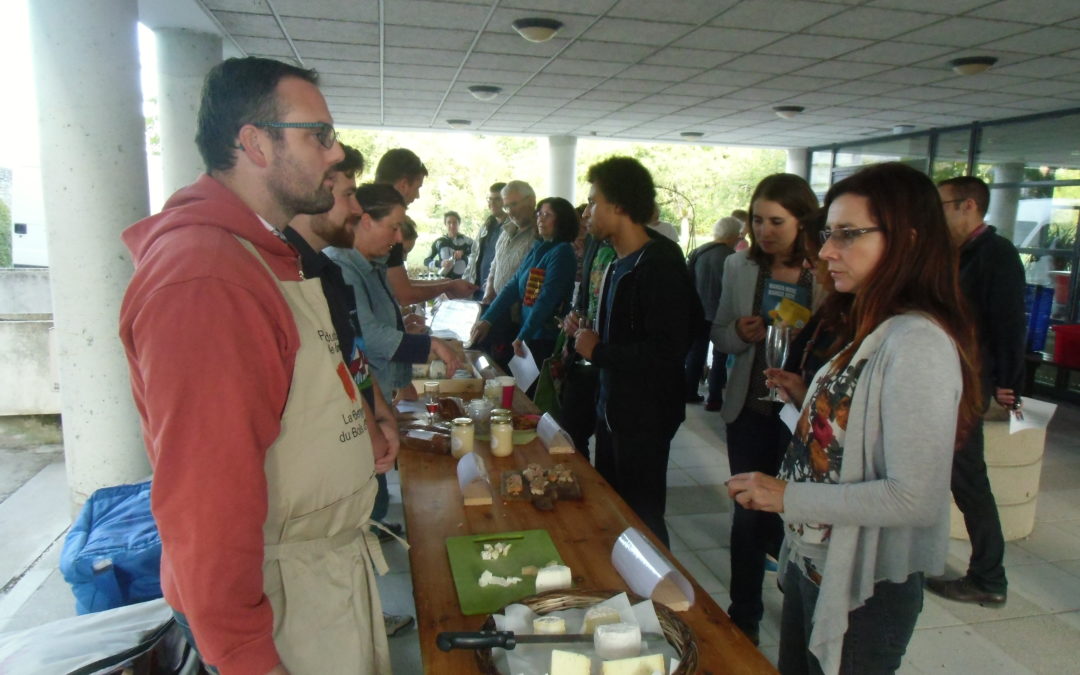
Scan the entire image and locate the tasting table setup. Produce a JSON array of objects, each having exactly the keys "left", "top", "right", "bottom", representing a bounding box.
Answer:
[{"left": 396, "top": 350, "right": 776, "bottom": 674}]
